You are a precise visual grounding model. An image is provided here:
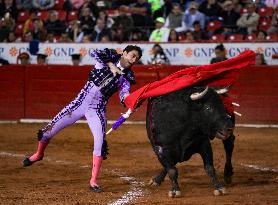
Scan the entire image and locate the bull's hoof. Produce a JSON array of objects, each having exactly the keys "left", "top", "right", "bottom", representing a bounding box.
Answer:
[
  {"left": 148, "top": 179, "right": 159, "bottom": 187},
  {"left": 213, "top": 187, "right": 227, "bottom": 196},
  {"left": 168, "top": 190, "right": 181, "bottom": 198}
]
